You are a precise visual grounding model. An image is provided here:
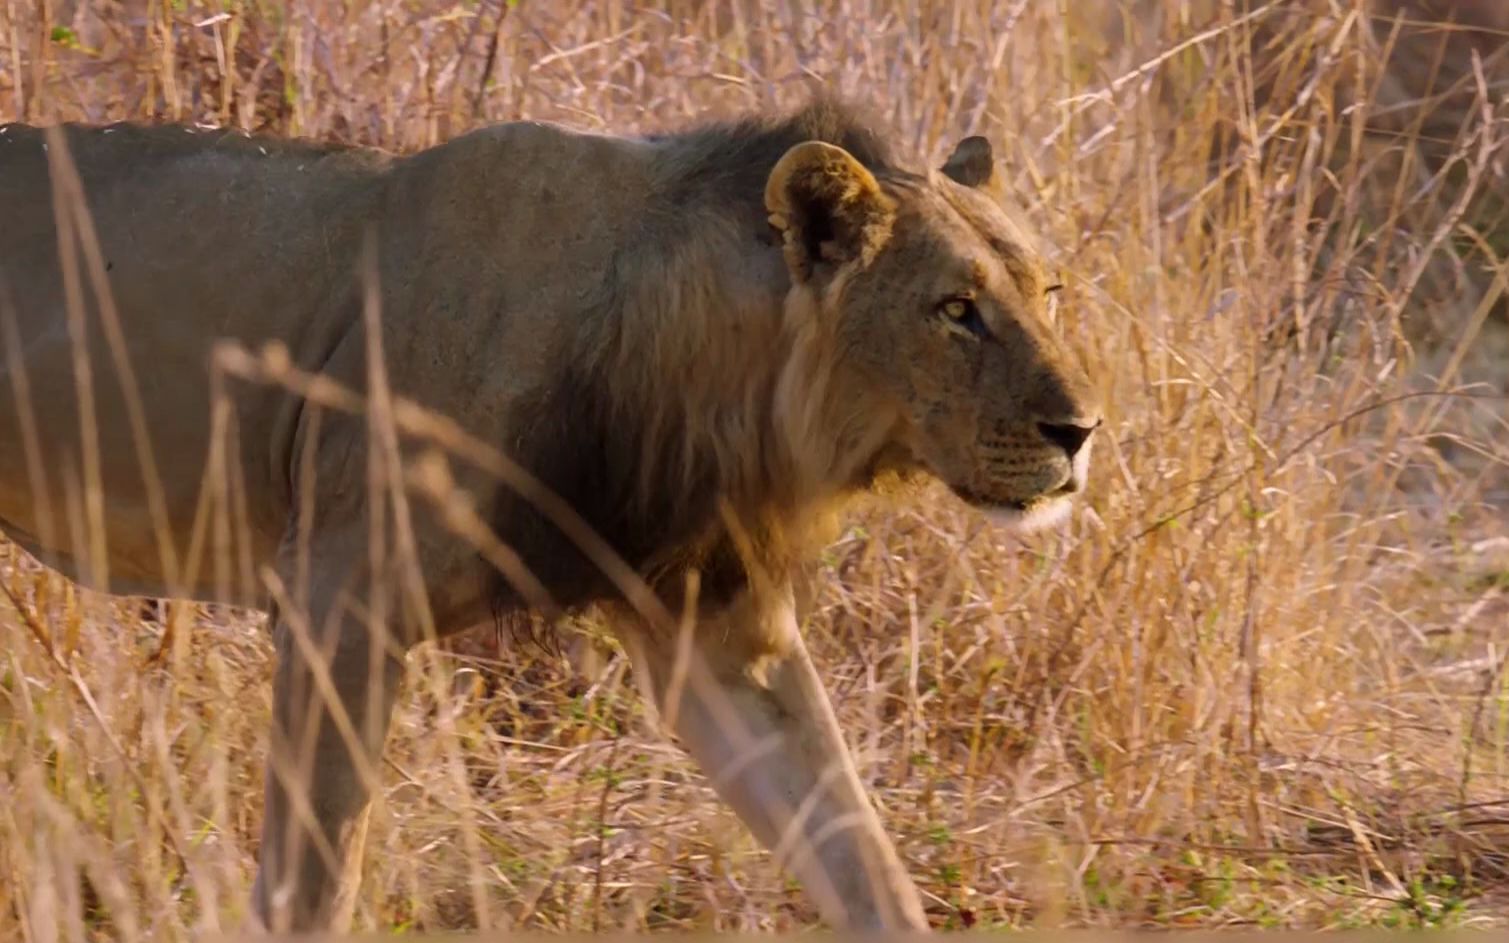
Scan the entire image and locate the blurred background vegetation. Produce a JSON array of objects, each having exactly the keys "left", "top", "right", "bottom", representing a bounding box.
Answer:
[{"left": 1, "top": 0, "right": 1506, "bottom": 936}]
